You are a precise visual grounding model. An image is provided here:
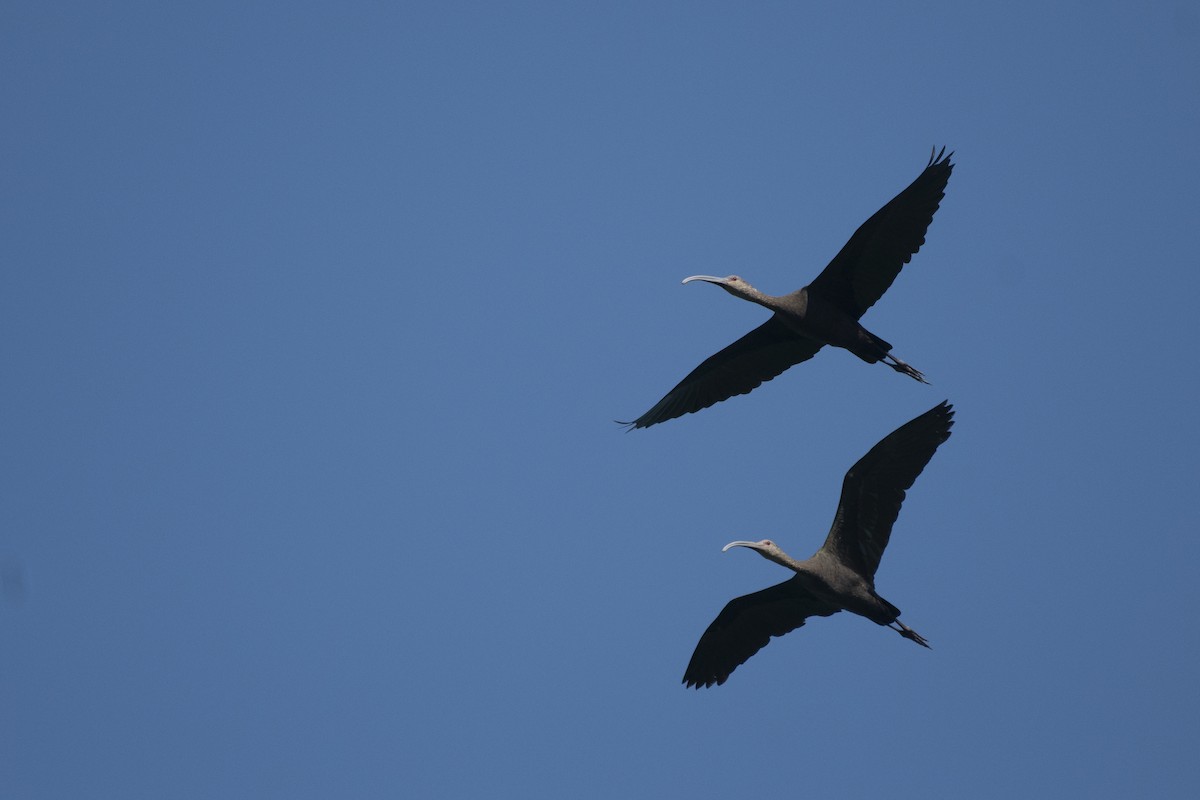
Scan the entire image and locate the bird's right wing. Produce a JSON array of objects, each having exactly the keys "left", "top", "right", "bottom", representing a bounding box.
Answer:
[
  {"left": 683, "top": 577, "right": 840, "bottom": 689},
  {"left": 818, "top": 401, "right": 954, "bottom": 579},
  {"left": 807, "top": 148, "right": 953, "bottom": 318},
  {"left": 624, "top": 315, "right": 824, "bottom": 429}
]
